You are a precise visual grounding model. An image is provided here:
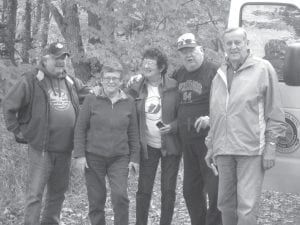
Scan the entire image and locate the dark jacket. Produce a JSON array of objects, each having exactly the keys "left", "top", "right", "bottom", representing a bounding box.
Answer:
[
  {"left": 73, "top": 88, "right": 140, "bottom": 163},
  {"left": 3, "top": 68, "right": 91, "bottom": 151},
  {"left": 127, "top": 76, "right": 181, "bottom": 159}
]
